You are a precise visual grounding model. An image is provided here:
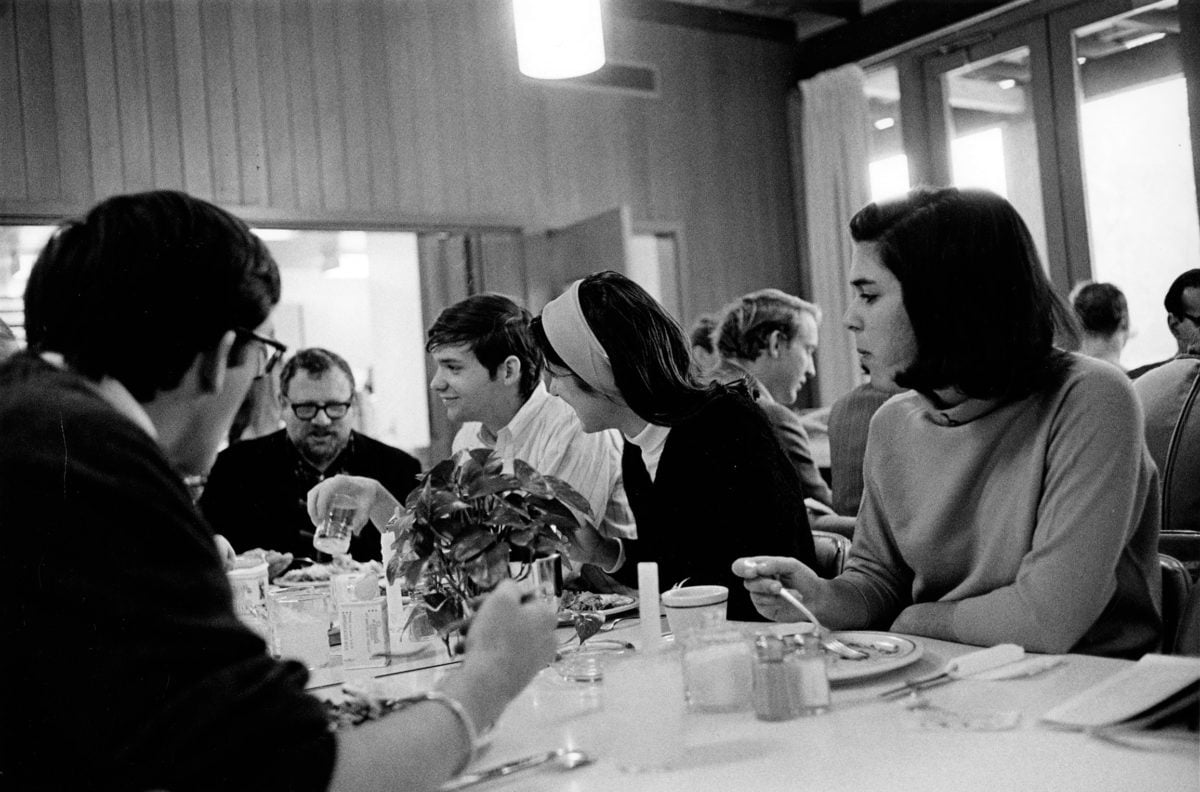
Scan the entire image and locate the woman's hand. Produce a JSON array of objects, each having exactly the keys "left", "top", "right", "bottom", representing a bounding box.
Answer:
[
  {"left": 569, "top": 520, "right": 621, "bottom": 570},
  {"left": 306, "top": 474, "right": 400, "bottom": 534},
  {"left": 732, "top": 555, "right": 823, "bottom": 622}
]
